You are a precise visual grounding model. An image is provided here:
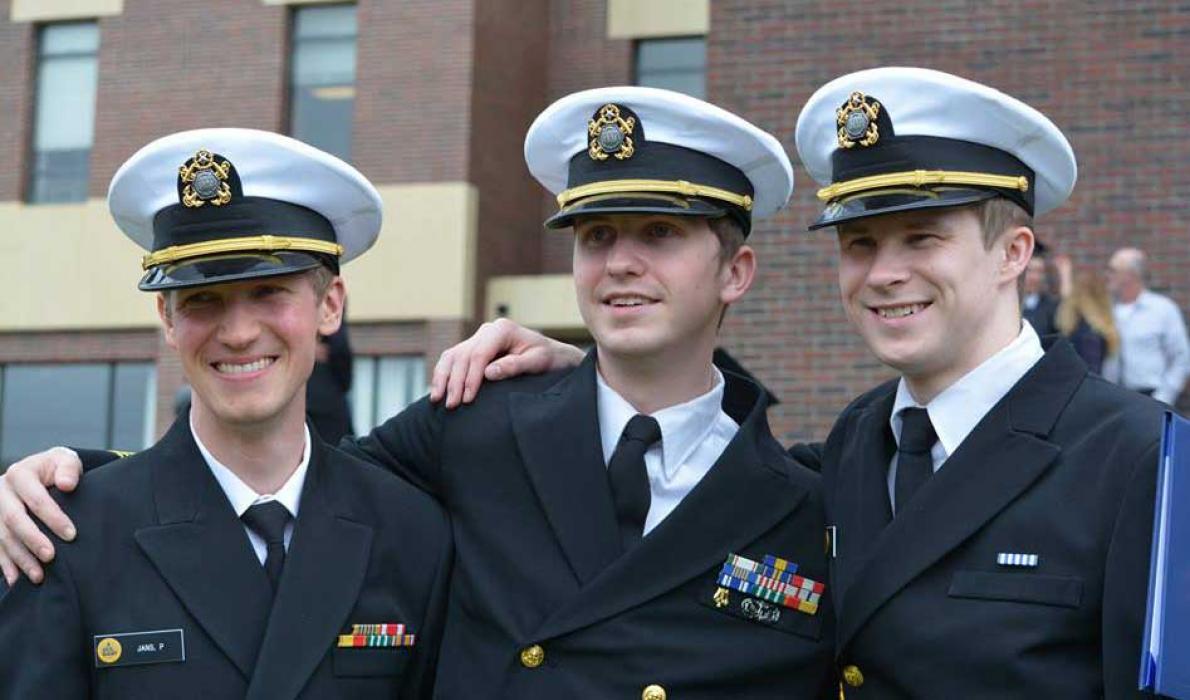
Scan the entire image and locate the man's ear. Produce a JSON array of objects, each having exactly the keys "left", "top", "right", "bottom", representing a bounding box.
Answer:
[
  {"left": 157, "top": 293, "right": 178, "bottom": 349},
  {"left": 720, "top": 244, "right": 757, "bottom": 305},
  {"left": 999, "top": 225, "right": 1034, "bottom": 286},
  {"left": 317, "top": 276, "right": 347, "bottom": 336}
]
